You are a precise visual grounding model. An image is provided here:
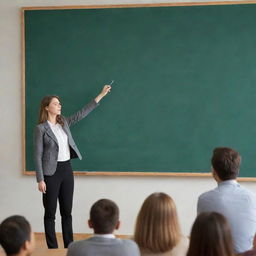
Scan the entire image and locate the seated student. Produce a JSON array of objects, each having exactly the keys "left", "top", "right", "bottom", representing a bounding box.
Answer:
[
  {"left": 134, "top": 192, "right": 188, "bottom": 256},
  {"left": 67, "top": 199, "right": 140, "bottom": 256},
  {"left": 197, "top": 147, "right": 256, "bottom": 254},
  {"left": 186, "top": 212, "right": 234, "bottom": 256},
  {"left": 0, "top": 215, "right": 35, "bottom": 256}
]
